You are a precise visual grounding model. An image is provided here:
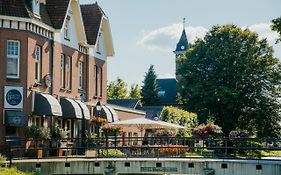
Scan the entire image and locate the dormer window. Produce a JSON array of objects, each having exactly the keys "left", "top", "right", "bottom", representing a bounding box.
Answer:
[
  {"left": 32, "top": 0, "right": 40, "bottom": 17},
  {"left": 64, "top": 16, "right": 70, "bottom": 40}
]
